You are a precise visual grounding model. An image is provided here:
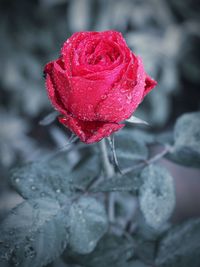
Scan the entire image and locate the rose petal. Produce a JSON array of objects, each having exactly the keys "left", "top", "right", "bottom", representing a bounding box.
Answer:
[
  {"left": 44, "top": 59, "right": 71, "bottom": 115},
  {"left": 143, "top": 75, "right": 157, "bottom": 97},
  {"left": 68, "top": 62, "right": 126, "bottom": 120},
  {"left": 59, "top": 116, "right": 124, "bottom": 144},
  {"left": 61, "top": 31, "right": 130, "bottom": 77},
  {"left": 96, "top": 55, "right": 146, "bottom": 122},
  {"left": 61, "top": 32, "right": 98, "bottom": 76},
  {"left": 52, "top": 60, "right": 71, "bottom": 107},
  {"left": 45, "top": 63, "right": 68, "bottom": 116}
]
